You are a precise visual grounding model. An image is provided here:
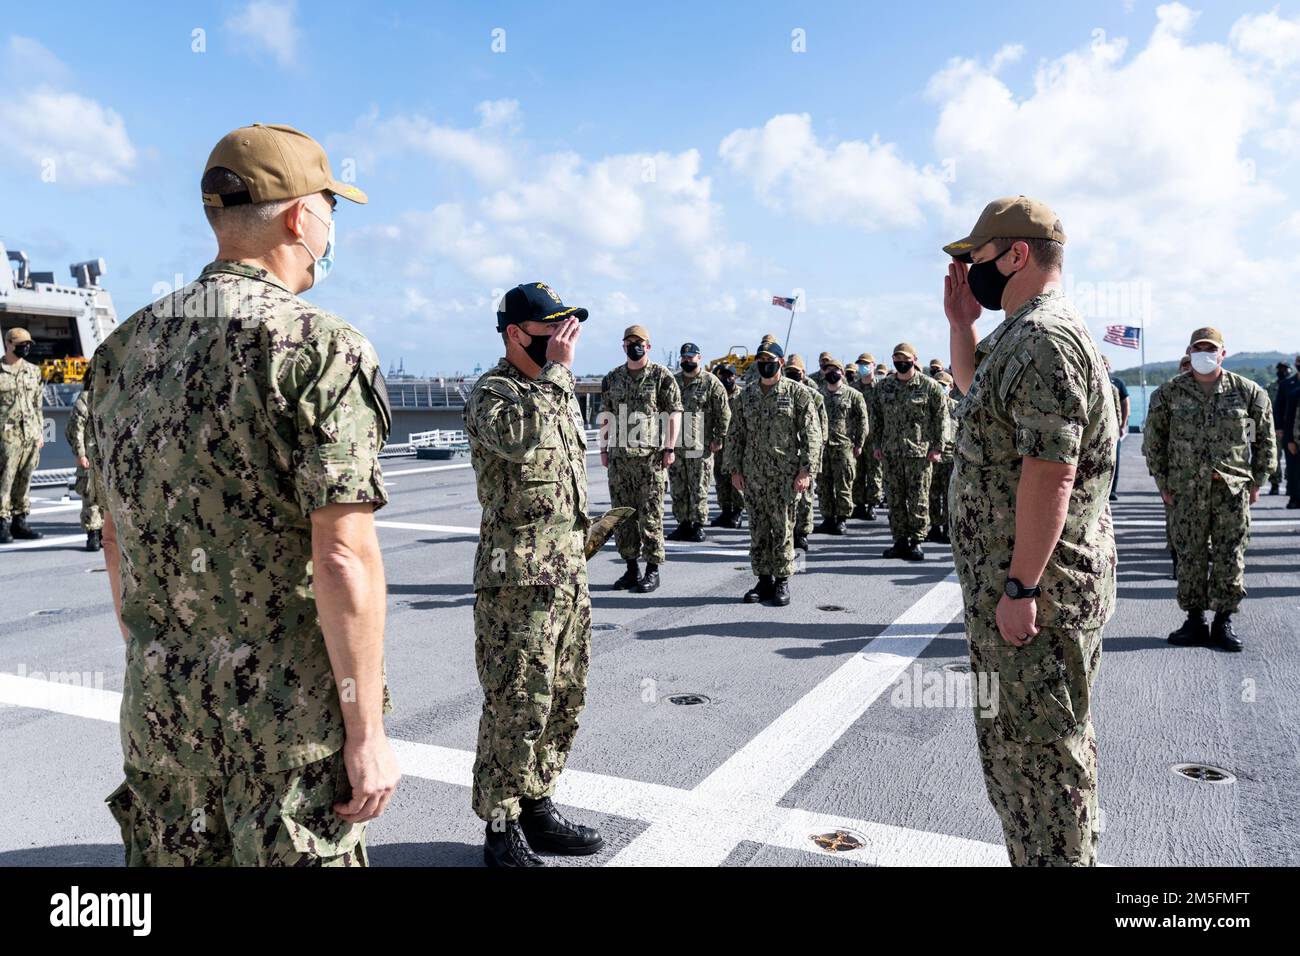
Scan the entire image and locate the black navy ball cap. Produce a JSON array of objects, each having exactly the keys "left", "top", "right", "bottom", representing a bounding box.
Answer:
[{"left": 497, "top": 281, "right": 588, "bottom": 332}]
